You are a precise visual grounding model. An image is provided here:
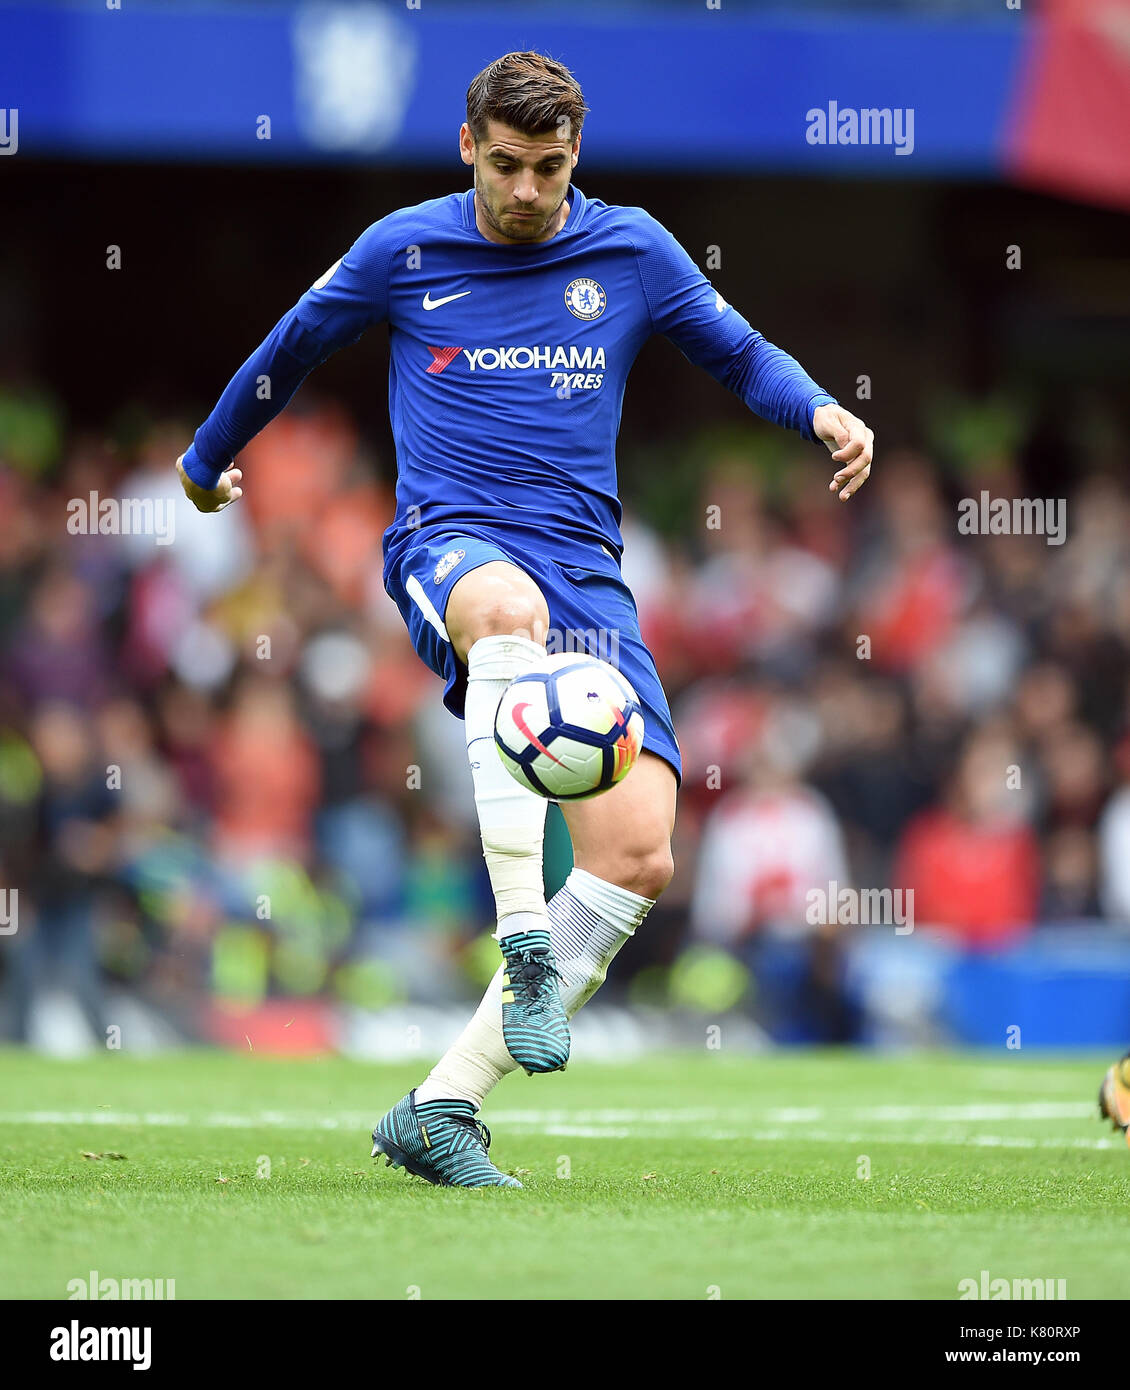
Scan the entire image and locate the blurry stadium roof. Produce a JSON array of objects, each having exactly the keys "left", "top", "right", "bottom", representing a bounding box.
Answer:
[{"left": 2, "top": 0, "right": 1128, "bottom": 210}]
